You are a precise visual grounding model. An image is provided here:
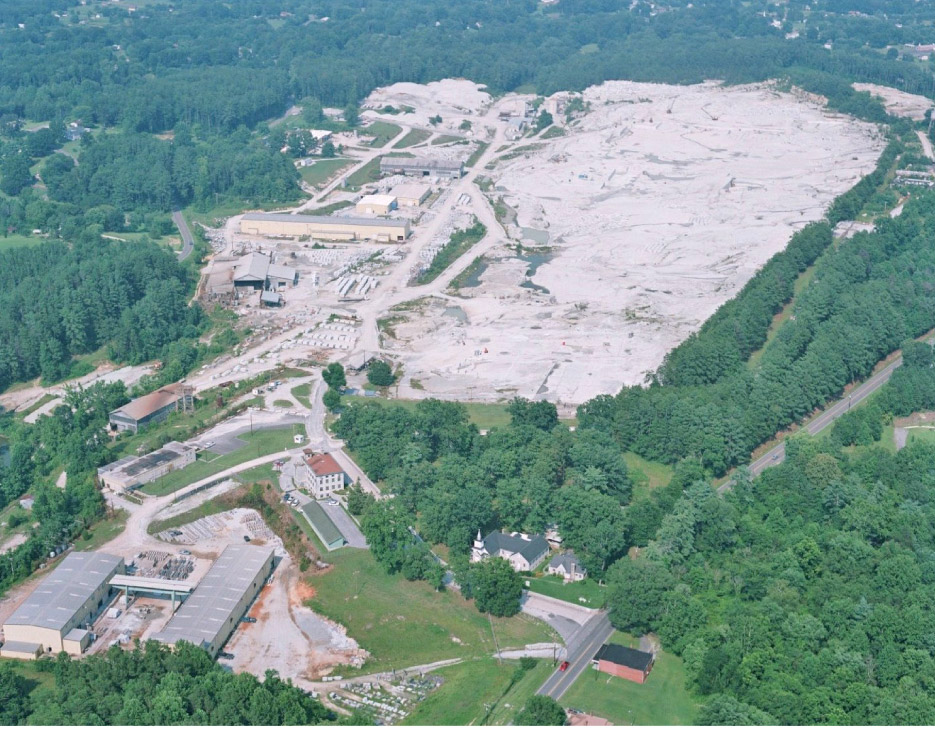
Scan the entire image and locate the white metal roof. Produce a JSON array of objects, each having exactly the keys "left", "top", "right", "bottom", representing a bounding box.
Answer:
[
  {"left": 4, "top": 552, "right": 124, "bottom": 632},
  {"left": 358, "top": 194, "right": 397, "bottom": 206},
  {"left": 109, "top": 575, "right": 193, "bottom": 593}
]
